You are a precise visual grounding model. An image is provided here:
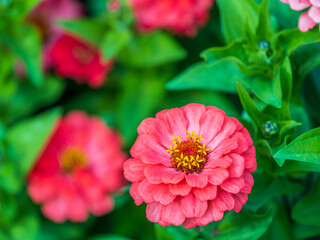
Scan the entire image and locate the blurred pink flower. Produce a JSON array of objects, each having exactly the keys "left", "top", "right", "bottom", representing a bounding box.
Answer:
[
  {"left": 279, "top": 0, "right": 320, "bottom": 31},
  {"left": 49, "top": 34, "right": 114, "bottom": 88},
  {"left": 27, "top": 0, "right": 84, "bottom": 71},
  {"left": 124, "top": 103, "right": 256, "bottom": 228},
  {"left": 129, "top": 0, "right": 215, "bottom": 36},
  {"left": 28, "top": 111, "right": 126, "bottom": 223}
]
